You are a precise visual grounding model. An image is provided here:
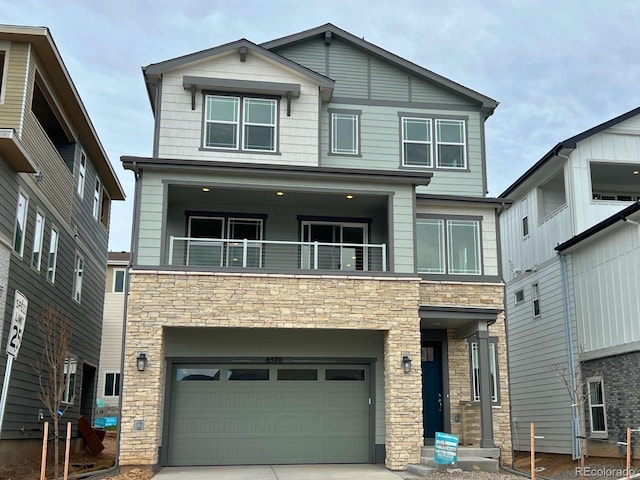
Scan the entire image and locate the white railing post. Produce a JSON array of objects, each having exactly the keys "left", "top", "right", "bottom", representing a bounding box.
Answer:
[
  {"left": 313, "top": 241, "right": 319, "bottom": 270},
  {"left": 168, "top": 236, "right": 175, "bottom": 265},
  {"left": 381, "top": 243, "right": 387, "bottom": 272},
  {"left": 242, "top": 239, "right": 248, "bottom": 268}
]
